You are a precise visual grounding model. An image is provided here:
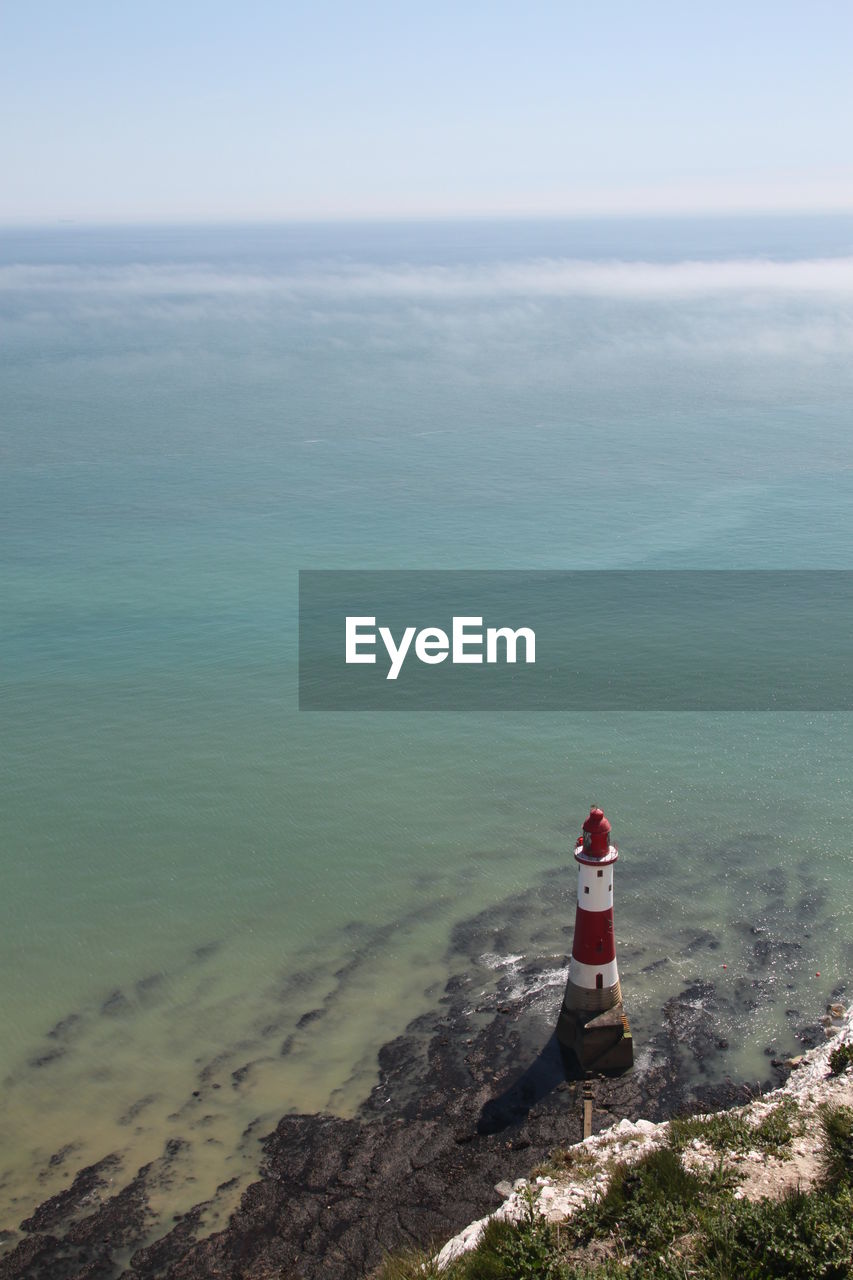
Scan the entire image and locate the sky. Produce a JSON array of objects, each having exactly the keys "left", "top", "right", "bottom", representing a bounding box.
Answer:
[{"left": 2, "top": 0, "right": 852, "bottom": 223}]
